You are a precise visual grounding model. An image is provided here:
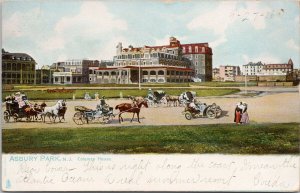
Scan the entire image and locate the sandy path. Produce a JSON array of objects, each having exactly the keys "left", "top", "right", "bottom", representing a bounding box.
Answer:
[{"left": 2, "top": 92, "right": 300, "bottom": 129}]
